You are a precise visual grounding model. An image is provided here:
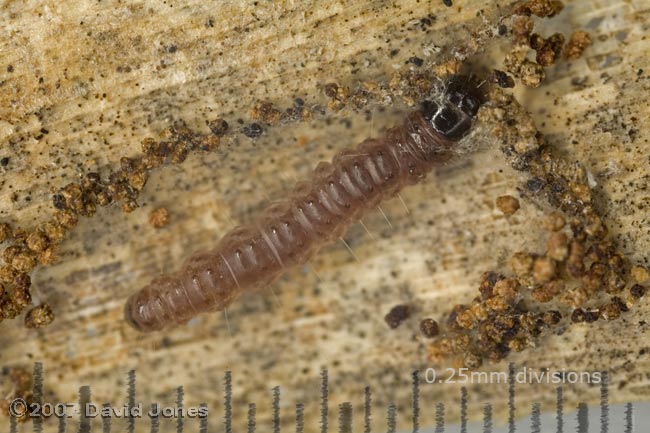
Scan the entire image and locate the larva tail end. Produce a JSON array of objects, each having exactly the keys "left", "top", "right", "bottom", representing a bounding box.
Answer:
[
  {"left": 124, "top": 297, "right": 145, "bottom": 331},
  {"left": 124, "top": 293, "right": 162, "bottom": 332}
]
